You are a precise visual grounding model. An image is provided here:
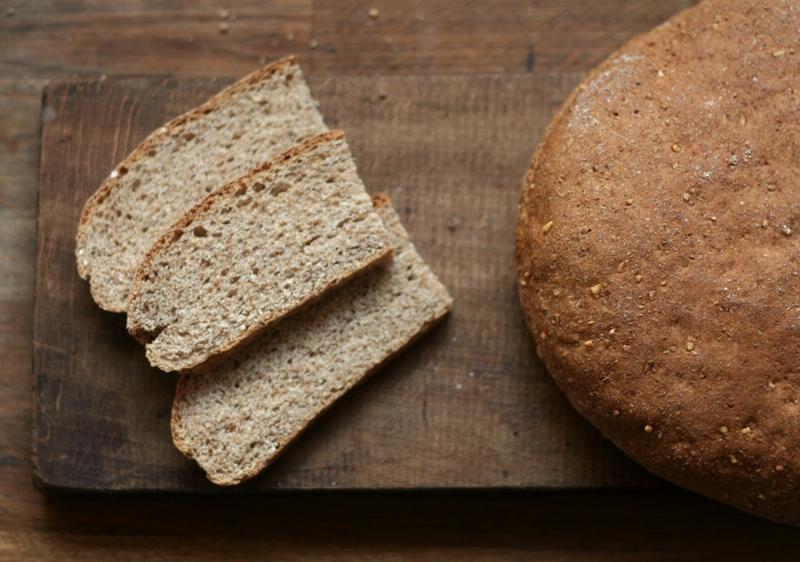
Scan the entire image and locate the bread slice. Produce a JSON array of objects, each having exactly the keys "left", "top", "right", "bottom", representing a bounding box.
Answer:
[
  {"left": 127, "top": 131, "right": 393, "bottom": 373},
  {"left": 76, "top": 56, "right": 328, "bottom": 313},
  {"left": 171, "top": 195, "right": 453, "bottom": 485}
]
